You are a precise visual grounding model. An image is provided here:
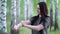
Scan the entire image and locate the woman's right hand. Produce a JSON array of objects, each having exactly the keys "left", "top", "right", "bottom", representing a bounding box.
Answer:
[
  {"left": 14, "top": 25, "right": 19, "bottom": 30},
  {"left": 13, "top": 25, "right": 19, "bottom": 32},
  {"left": 14, "top": 21, "right": 23, "bottom": 30},
  {"left": 14, "top": 20, "right": 30, "bottom": 30}
]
